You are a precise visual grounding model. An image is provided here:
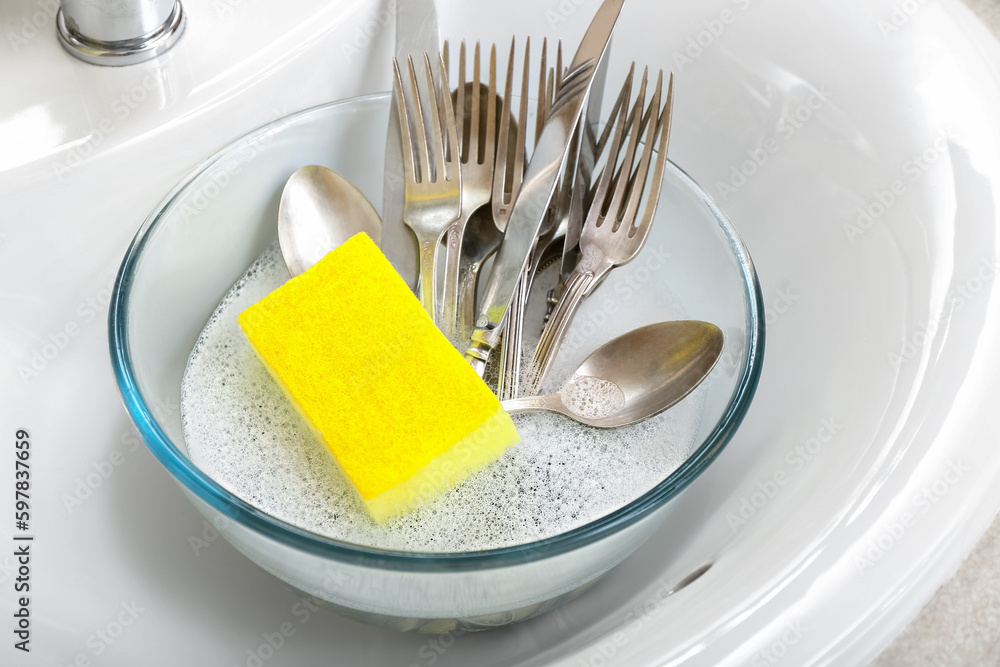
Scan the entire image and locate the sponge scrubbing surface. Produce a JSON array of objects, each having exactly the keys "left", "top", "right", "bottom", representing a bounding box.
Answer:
[{"left": 237, "top": 233, "right": 518, "bottom": 523}]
